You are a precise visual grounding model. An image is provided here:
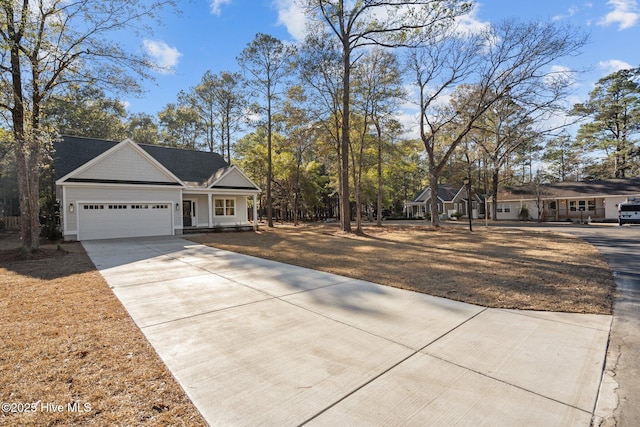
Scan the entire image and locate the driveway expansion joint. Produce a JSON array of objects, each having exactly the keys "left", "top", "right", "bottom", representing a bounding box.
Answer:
[{"left": 83, "top": 236, "right": 617, "bottom": 426}]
